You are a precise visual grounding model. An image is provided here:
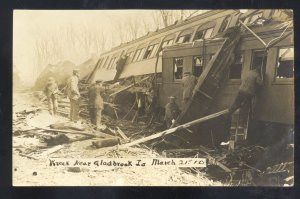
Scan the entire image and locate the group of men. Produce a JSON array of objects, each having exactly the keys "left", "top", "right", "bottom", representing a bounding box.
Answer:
[
  {"left": 44, "top": 69, "right": 104, "bottom": 129},
  {"left": 164, "top": 67, "right": 263, "bottom": 128},
  {"left": 44, "top": 64, "right": 263, "bottom": 131}
]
